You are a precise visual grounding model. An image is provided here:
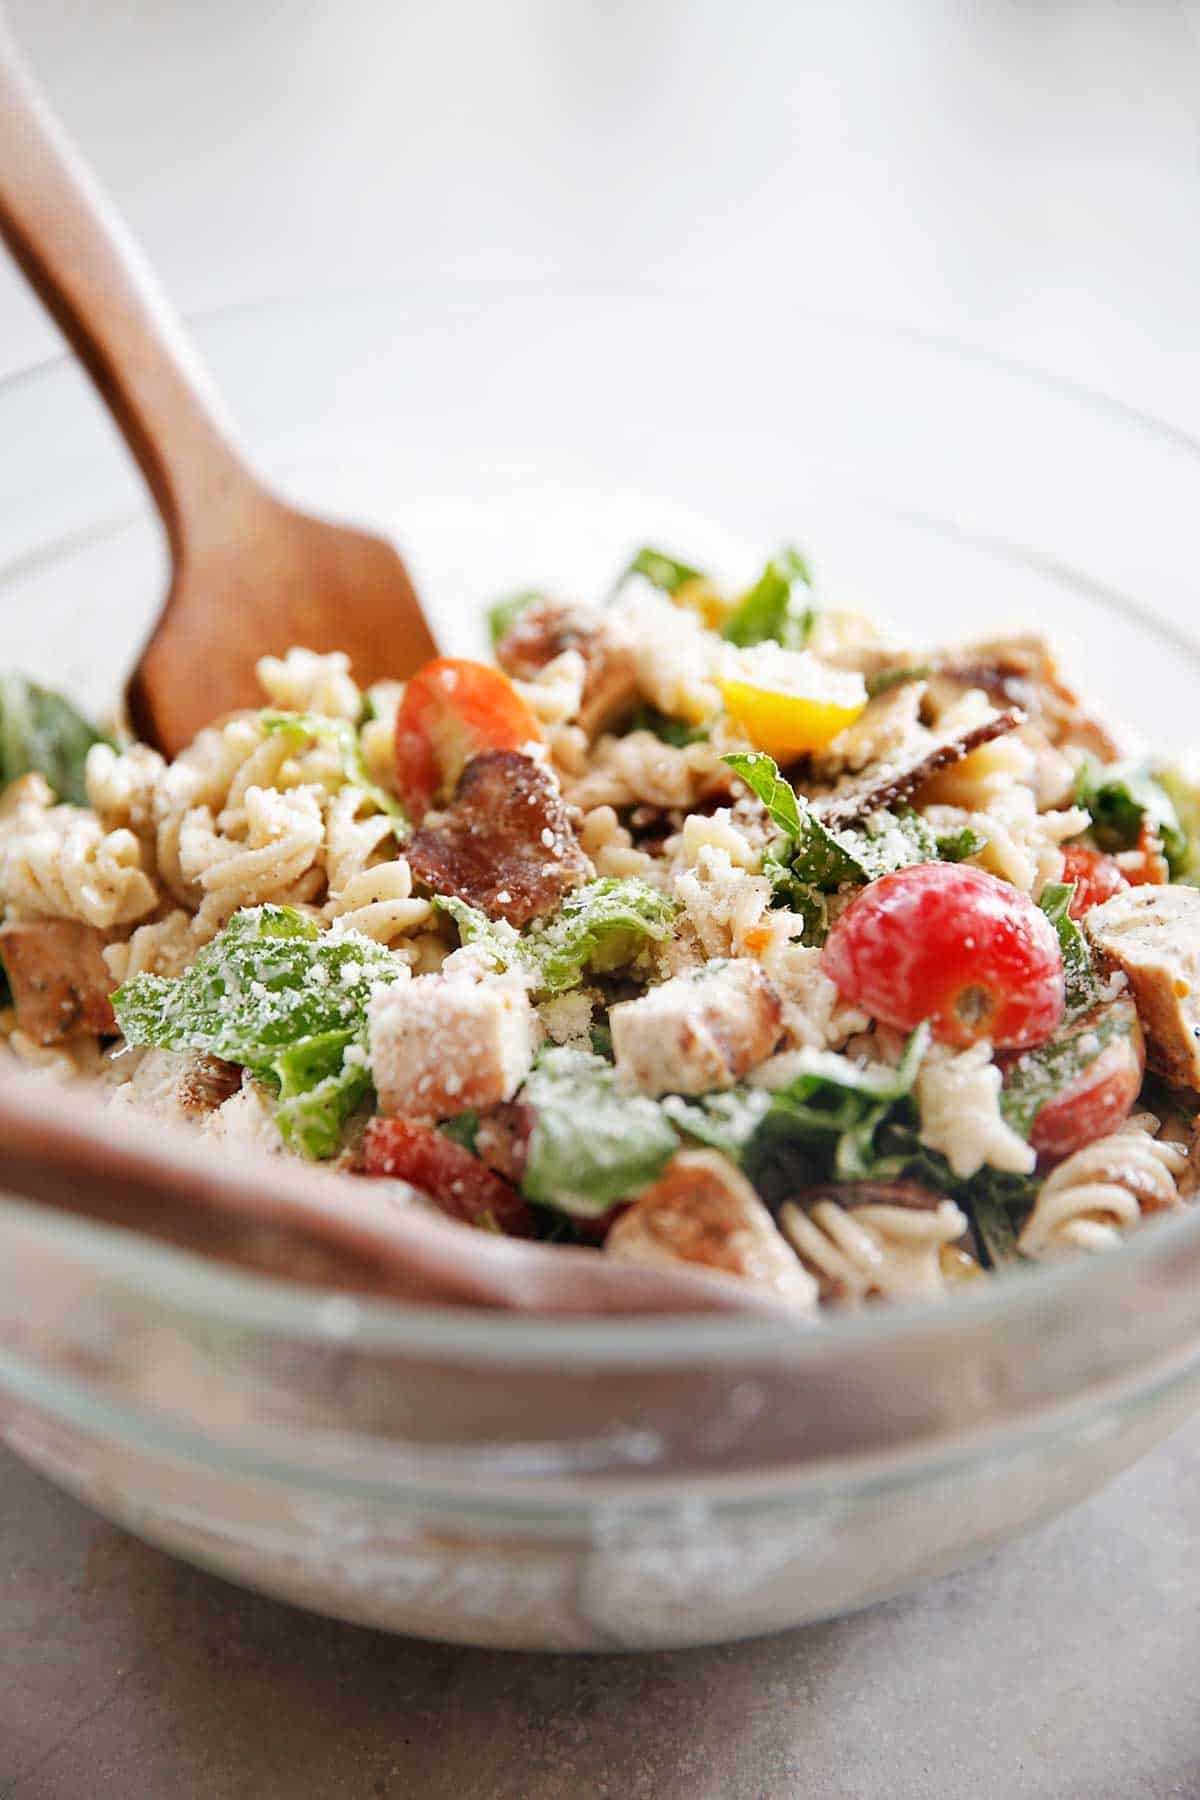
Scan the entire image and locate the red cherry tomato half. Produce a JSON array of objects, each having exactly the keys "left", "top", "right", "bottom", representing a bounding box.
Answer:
[
  {"left": 1028, "top": 1010, "right": 1145, "bottom": 1161},
  {"left": 362, "top": 1118, "right": 537, "bottom": 1237},
  {"left": 393, "top": 657, "right": 543, "bottom": 822},
  {"left": 822, "top": 863, "right": 1065, "bottom": 1050},
  {"left": 1060, "top": 845, "right": 1130, "bottom": 919}
]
